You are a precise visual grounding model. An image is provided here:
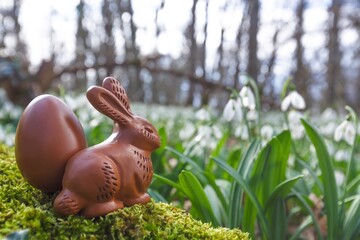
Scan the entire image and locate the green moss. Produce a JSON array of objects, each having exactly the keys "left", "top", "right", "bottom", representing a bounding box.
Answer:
[{"left": 0, "top": 145, "right": 249, "bottom": 240}]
